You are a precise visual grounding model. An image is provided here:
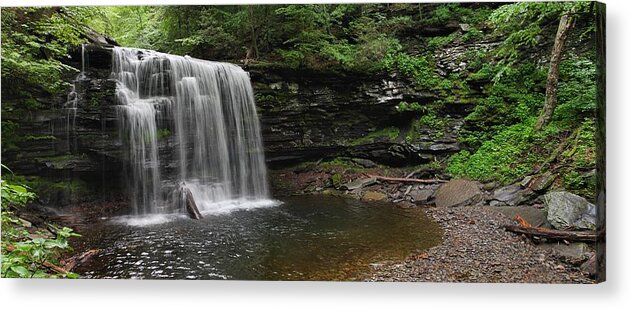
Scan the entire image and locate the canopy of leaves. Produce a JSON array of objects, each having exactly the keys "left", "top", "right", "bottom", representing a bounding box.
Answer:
[{"left": 1, "top": 7, "right": 95, "bottom": 95}]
